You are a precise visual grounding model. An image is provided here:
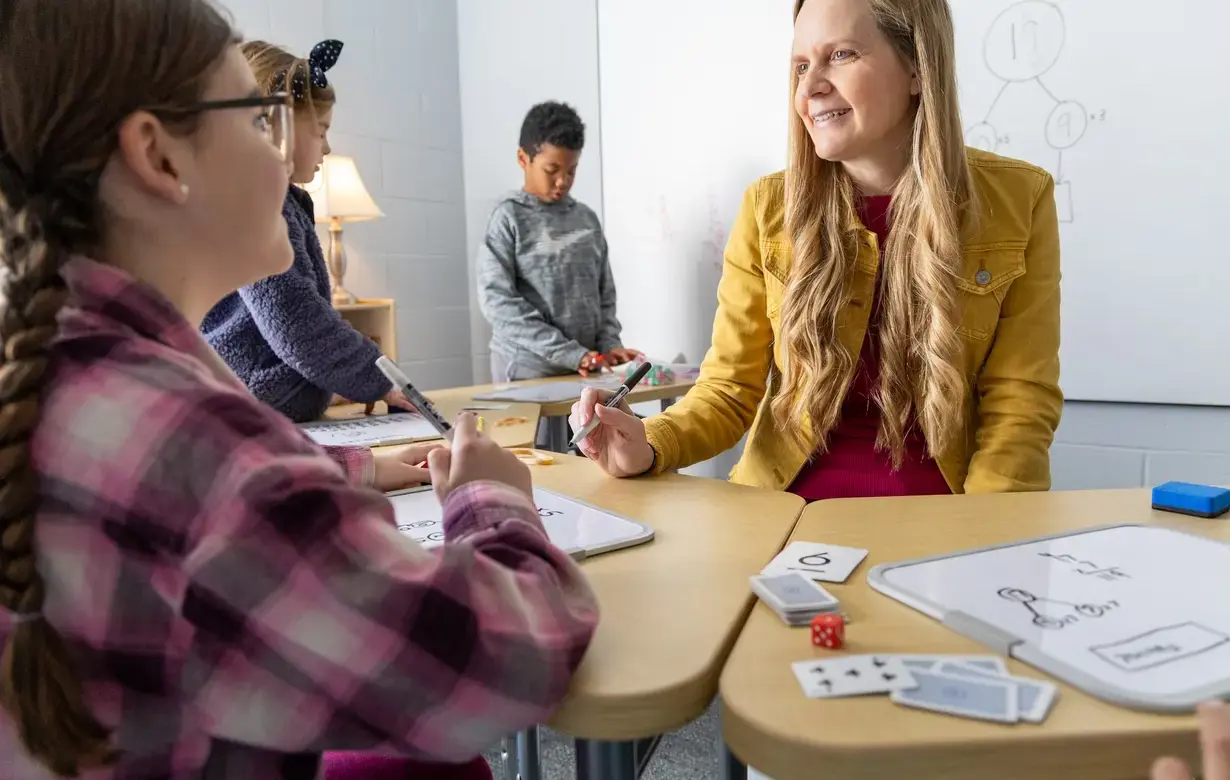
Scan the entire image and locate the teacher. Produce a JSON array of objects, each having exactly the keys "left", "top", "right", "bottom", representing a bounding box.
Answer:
[{"left": 571, "top": 0, "right": 1062, "bottom": 497}]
